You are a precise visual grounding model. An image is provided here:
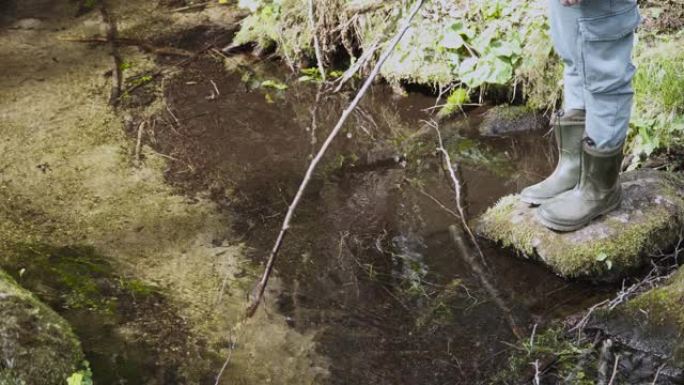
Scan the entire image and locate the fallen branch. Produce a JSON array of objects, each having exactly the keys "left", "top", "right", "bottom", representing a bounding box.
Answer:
[
  {"left": 307, "top": 0, "right": 326, "bottom": 82},
  {"left": 62, "top": 36, "right": 194, "bottom": 57},
  {"left": 134, "top": 121, "right": 145, "bottom": 166},
  {"left": 427, "top": 119, "right": 489, "bottom": 267},
  {"left": 100, "top": 2, "right": 122, "bottom": 106},
  {"left": 245, "top": 0, "right": 424, "bottom": 318},
  {"left": 449, "top": 225, "right": 523, "bottom": 339}
]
